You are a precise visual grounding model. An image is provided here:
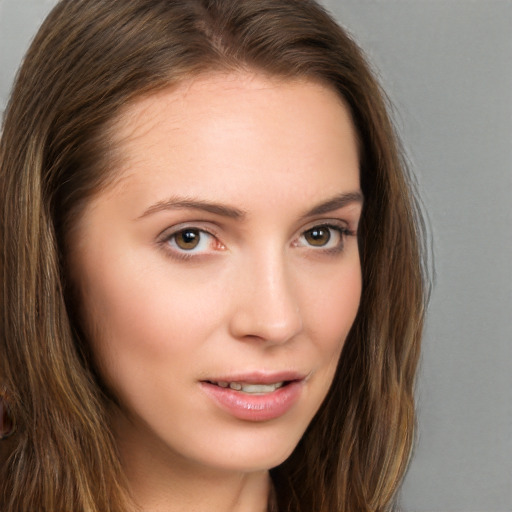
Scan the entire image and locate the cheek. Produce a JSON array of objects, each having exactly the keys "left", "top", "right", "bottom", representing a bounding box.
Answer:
[
  {"left": 296, "top": 257, "right": 362, "bottom": 395},
  {"left": 302, "top": 259, "right": 362, "bottom": 348},
  {"left": 74, "top": 249, "right": 221, "bottom": 384}
]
